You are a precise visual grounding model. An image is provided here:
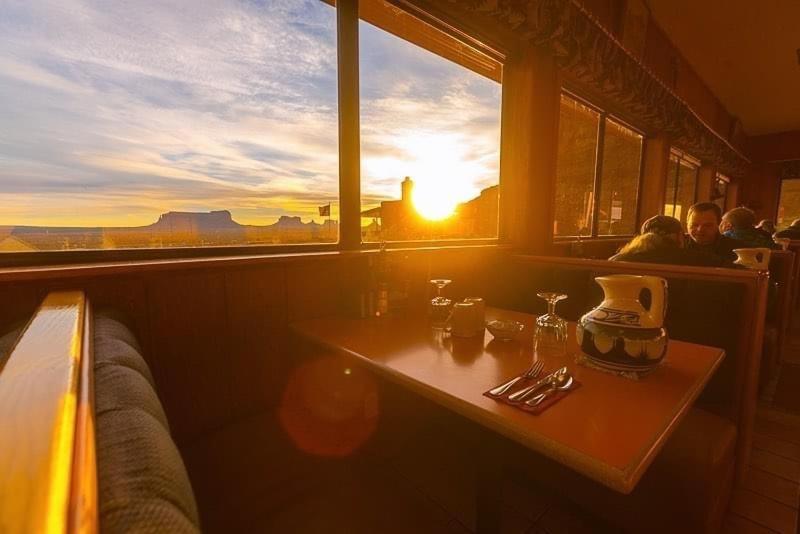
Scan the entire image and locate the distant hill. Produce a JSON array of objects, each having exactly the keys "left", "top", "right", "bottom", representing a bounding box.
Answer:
[{"left": 0, "top": 210, "right": 338, "bottom": 250}]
